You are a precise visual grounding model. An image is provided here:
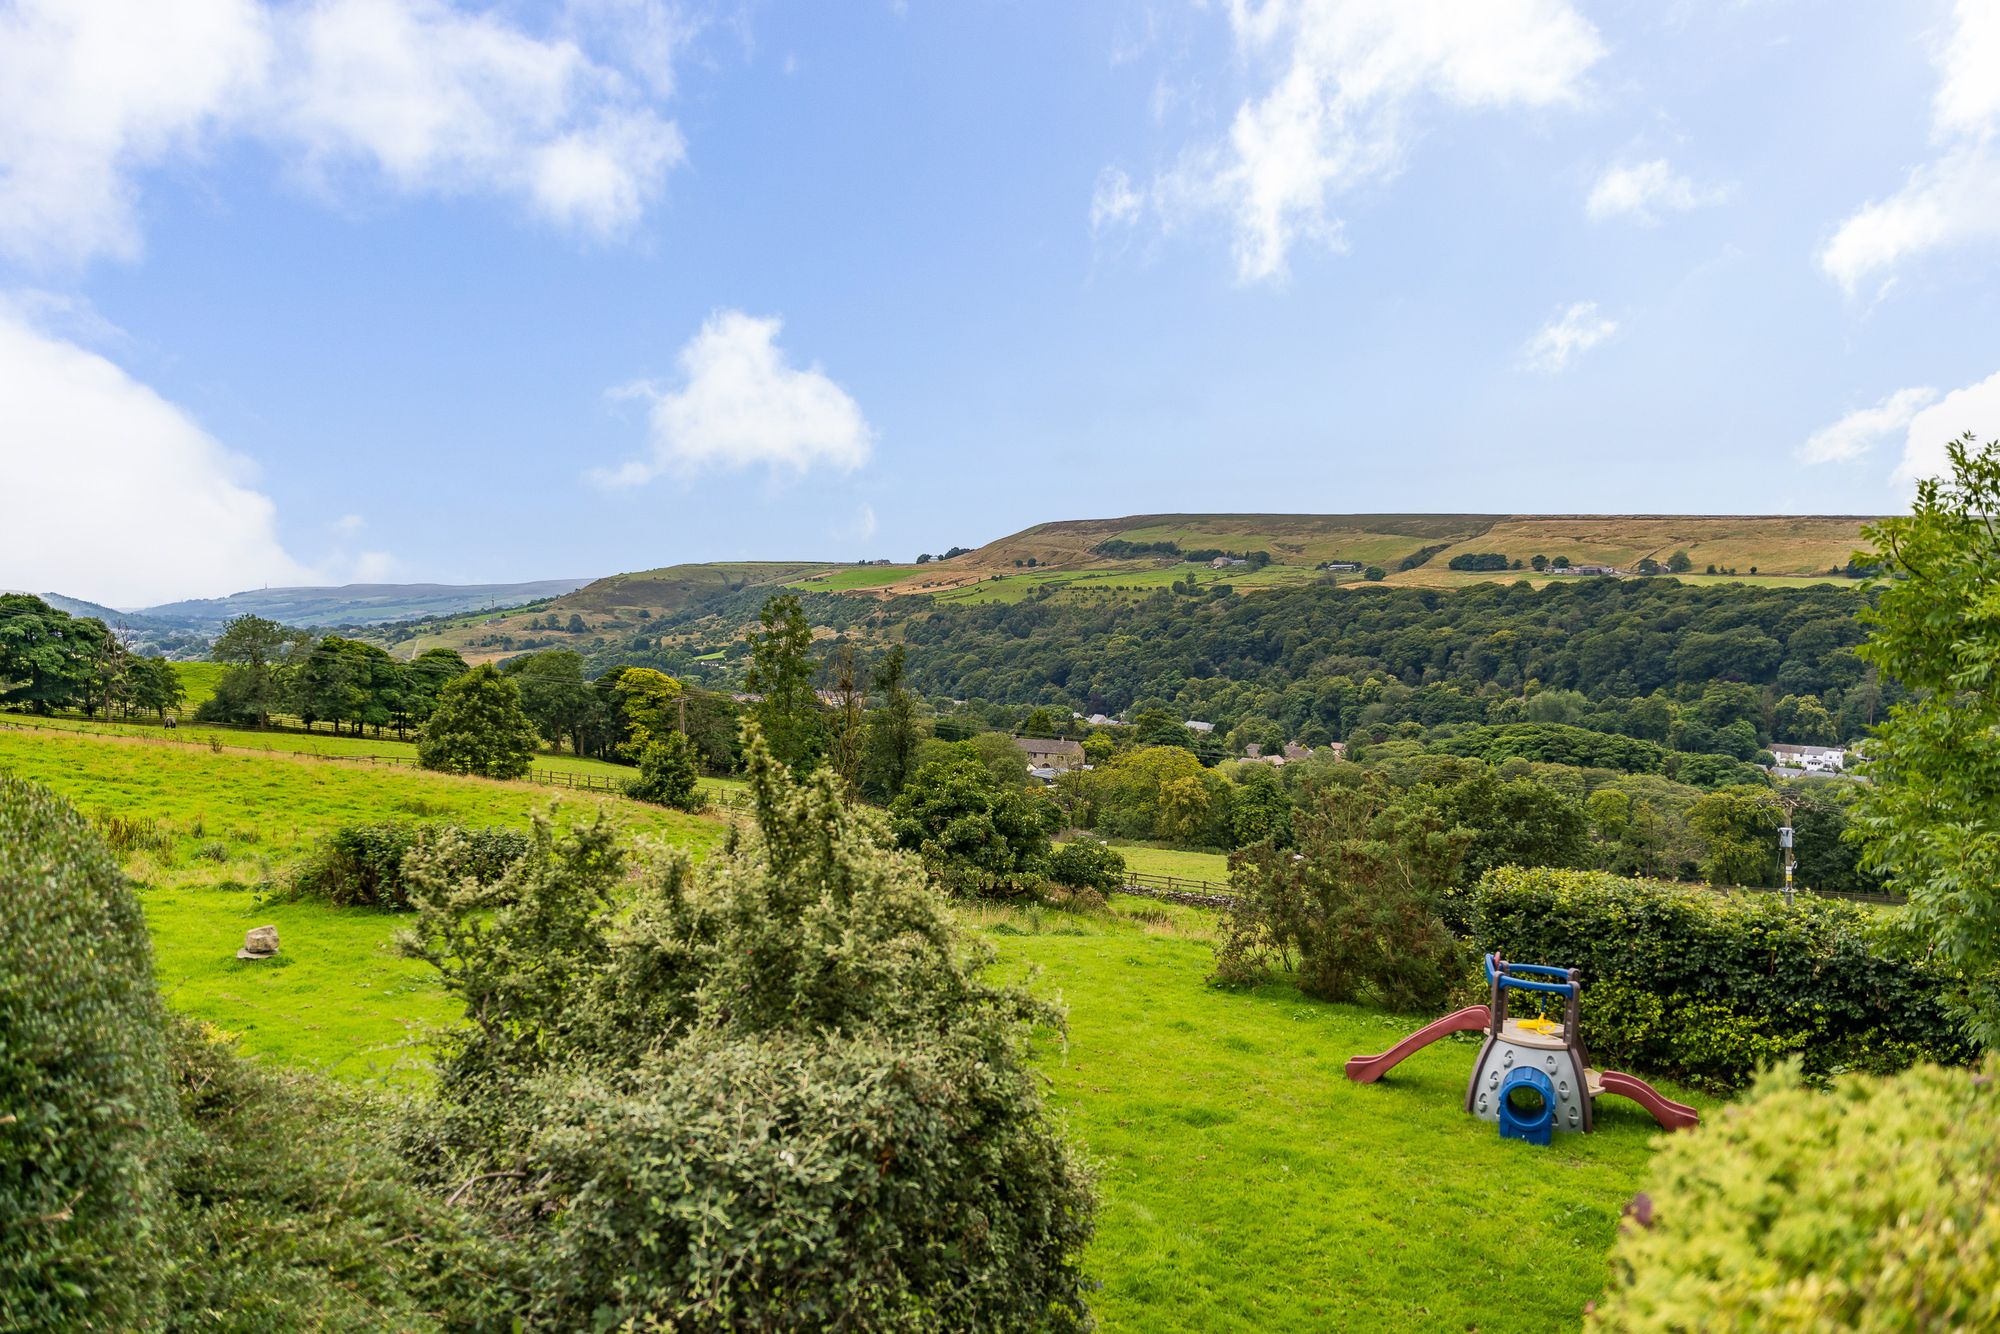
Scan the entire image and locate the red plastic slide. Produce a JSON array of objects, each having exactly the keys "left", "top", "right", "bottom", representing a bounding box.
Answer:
[
  {"left": 1345, "top": 1006, "right": 1491, "bottom": 1083},
  {"left": 1595, "top": 1070, "right": 1701, "bottom": 1131}
]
